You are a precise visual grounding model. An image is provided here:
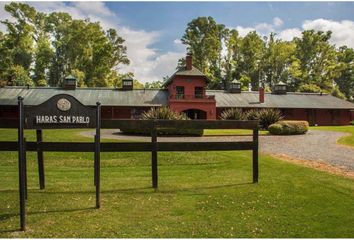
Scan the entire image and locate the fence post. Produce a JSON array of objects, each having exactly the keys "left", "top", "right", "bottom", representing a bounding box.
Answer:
[
  {"left": 151, "top": 120, "right": 158, "bottom": 189},
  {"left": 17, "top": 96, "right": 26, "bottom": 231},
  {"left": 252, "top": 126, "right": 259, "bottom": 183},
  {"left": 95, "top": 102, "right": 101, "bottom": 209},
  {"left": 36, "top": 129, "right": 45, "bottom": 189},
  {"left": 24, "top": 138, "right": 27, "bottom": 200}
]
